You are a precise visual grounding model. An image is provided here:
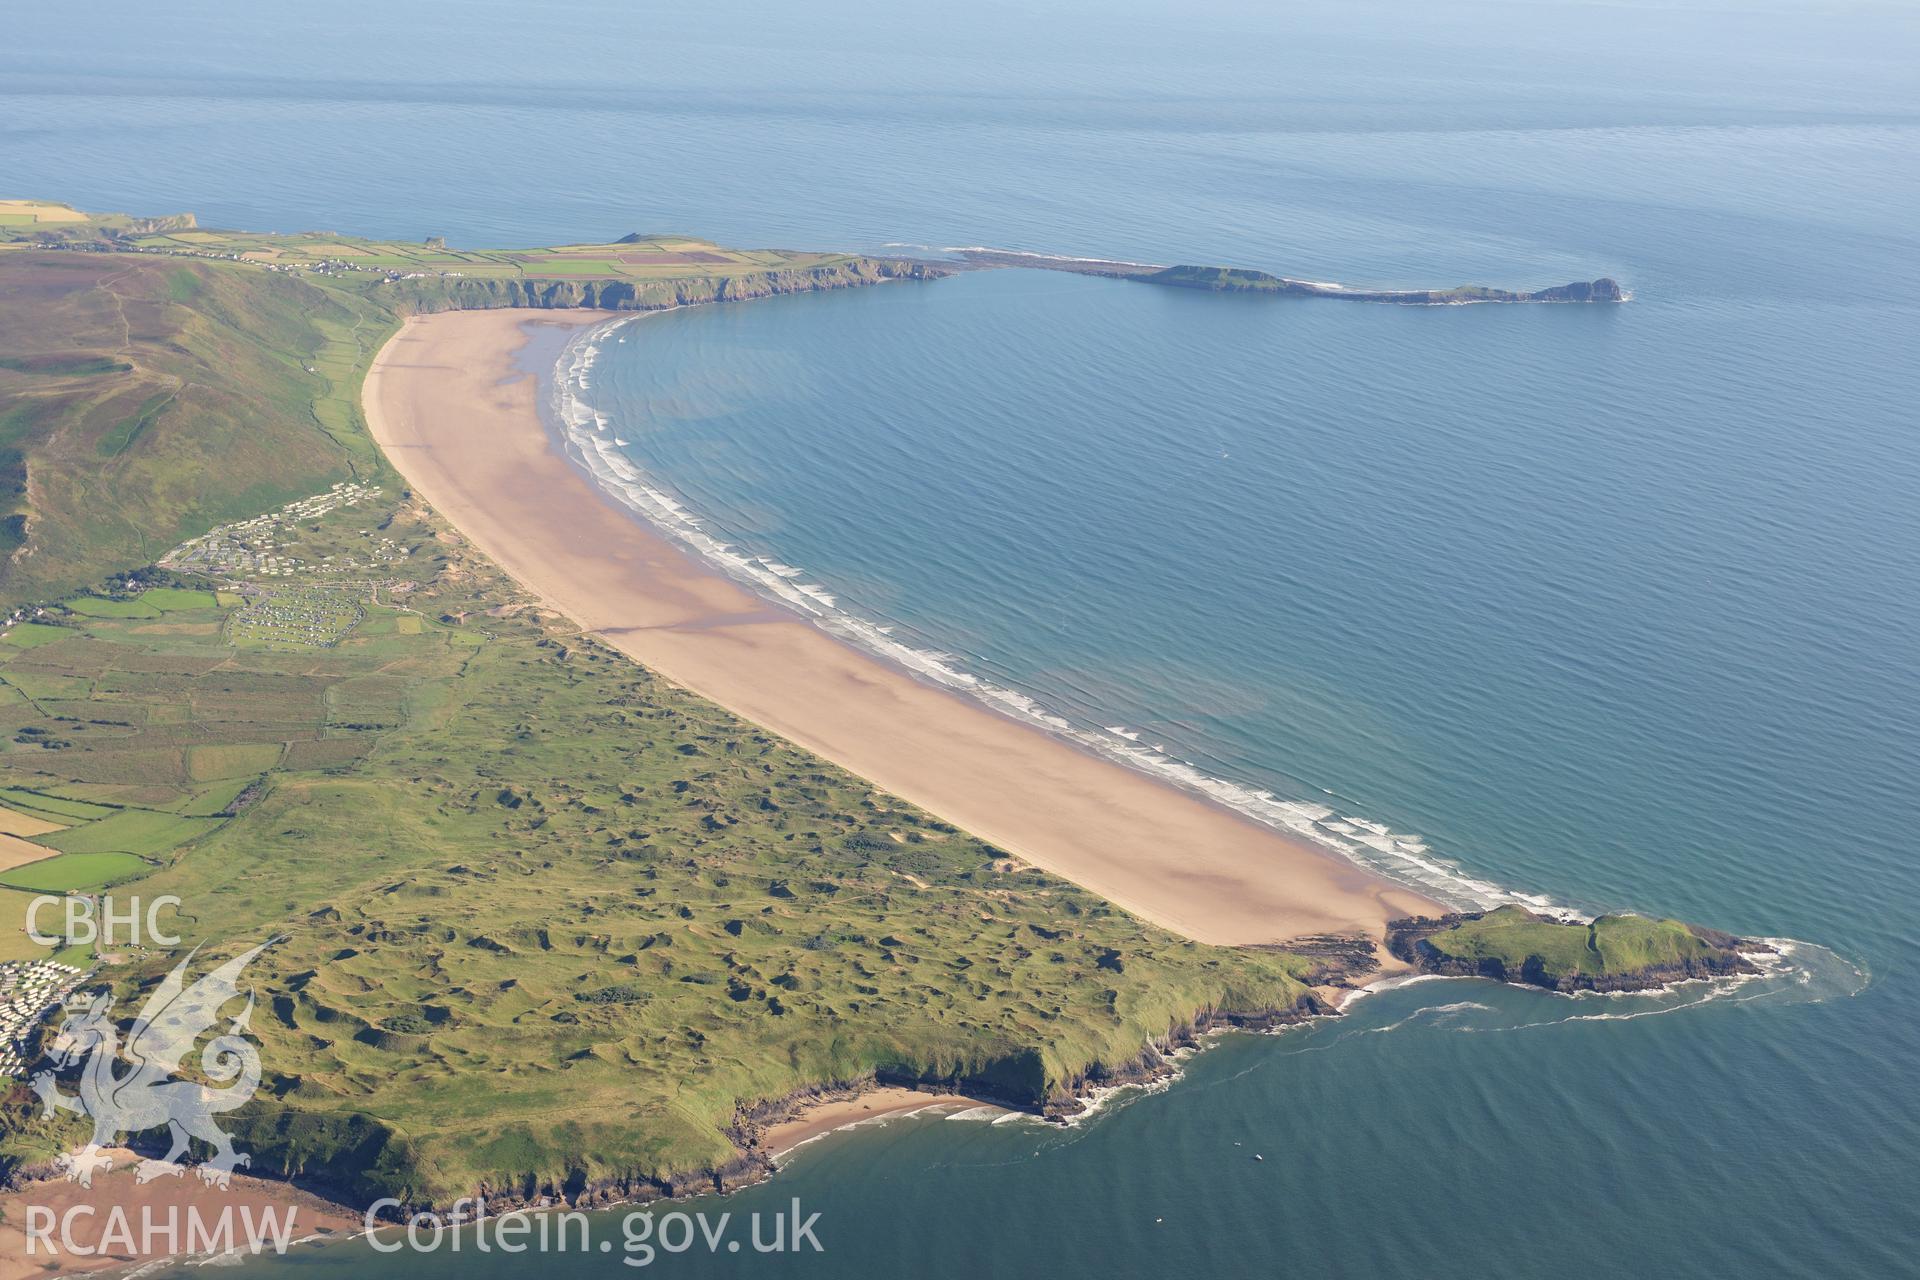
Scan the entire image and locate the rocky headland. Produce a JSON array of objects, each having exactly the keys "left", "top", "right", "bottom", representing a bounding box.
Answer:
[
  {"left": 1387, "top": 905, "right": 1762, "bottom": 993},
  {"left": 952, "top": 248, "right": 1626, "bottom": 304}
]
